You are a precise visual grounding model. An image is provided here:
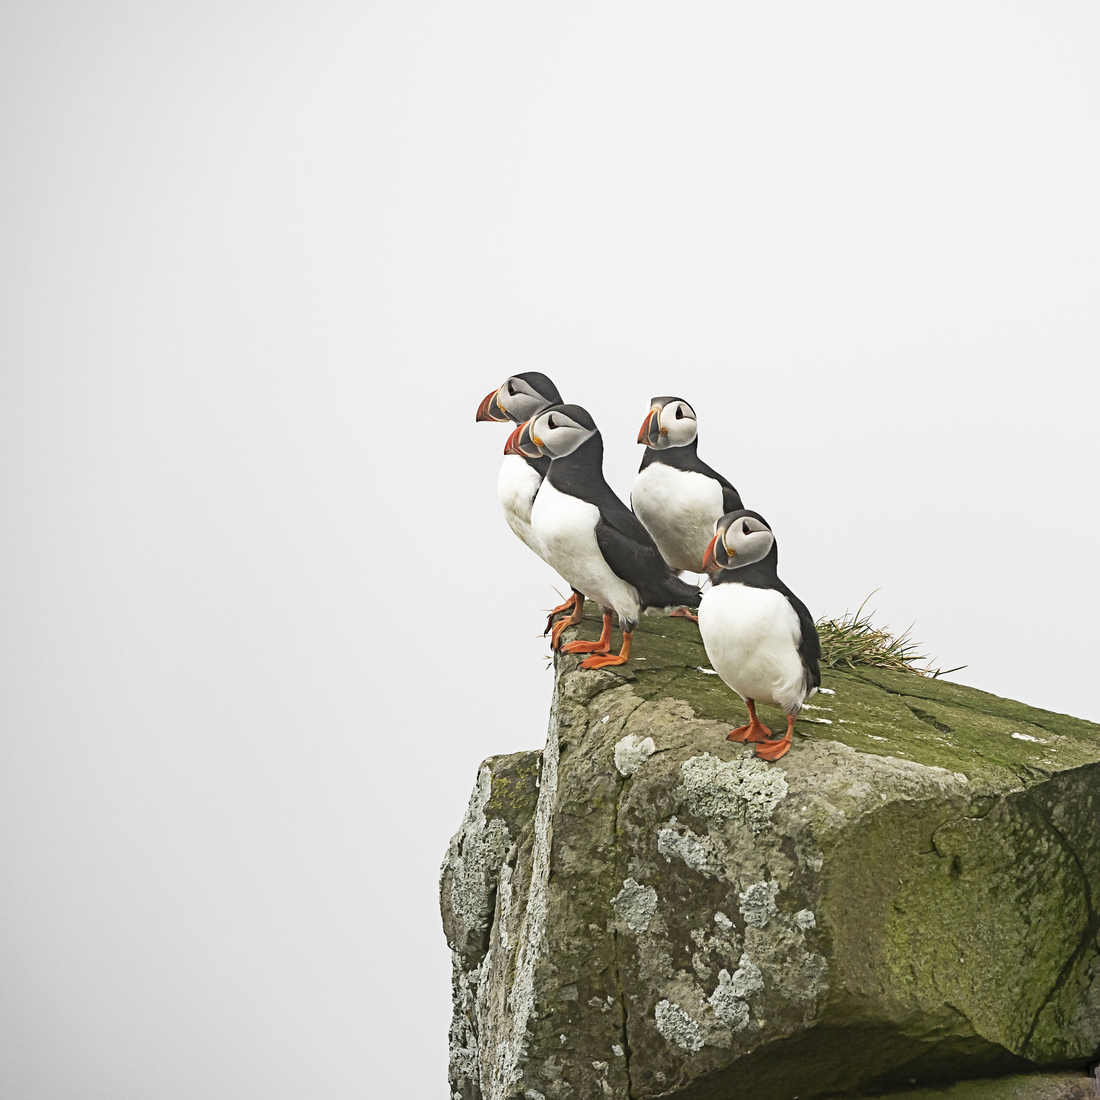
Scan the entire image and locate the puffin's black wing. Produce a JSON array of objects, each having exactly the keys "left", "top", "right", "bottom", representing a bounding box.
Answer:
[
  {"left": 778, "top": 583, "right": 821, "bottom": 691},
  {"left": 694, "top": 456, "right": 743, "bottom": 514},
  {"left": 594, "top": 499, "right": 701, "bottom": 612},
  {"left": 720, "top": 478, "right": 744, "bottom": 515}
]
